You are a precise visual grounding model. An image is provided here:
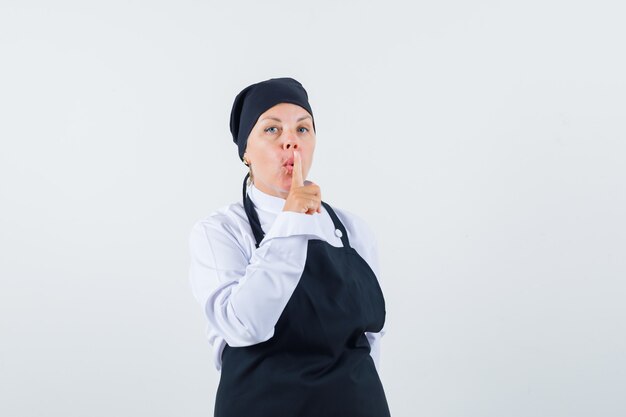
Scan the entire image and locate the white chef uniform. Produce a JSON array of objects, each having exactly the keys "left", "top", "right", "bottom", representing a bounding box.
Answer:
[{"left": 188, "top": 181, "right": 387, "bottom": 373}]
